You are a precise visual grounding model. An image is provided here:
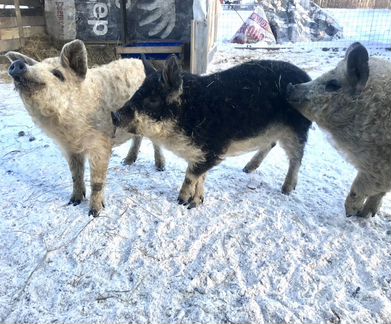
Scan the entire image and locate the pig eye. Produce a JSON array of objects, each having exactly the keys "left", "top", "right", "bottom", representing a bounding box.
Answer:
[
  {"left": 52, "top": 69, "right": 65, "bottom": 82},
  {"left": 325, "top": 79, "right": 341, "bottom": 92}
]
